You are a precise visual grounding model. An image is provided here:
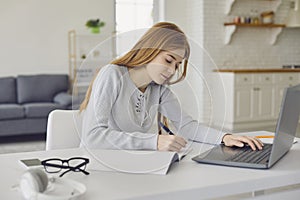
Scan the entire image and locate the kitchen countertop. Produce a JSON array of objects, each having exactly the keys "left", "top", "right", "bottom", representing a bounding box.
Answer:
[{"left": 214, "top": 68, "right": 300, "bottom": 73}]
